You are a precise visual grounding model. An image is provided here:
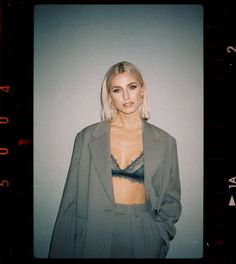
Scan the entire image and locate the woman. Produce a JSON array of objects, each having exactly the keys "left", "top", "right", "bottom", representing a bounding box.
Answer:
[{"left": 49, "top": 61, "right": 181, "bottom": 258}]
